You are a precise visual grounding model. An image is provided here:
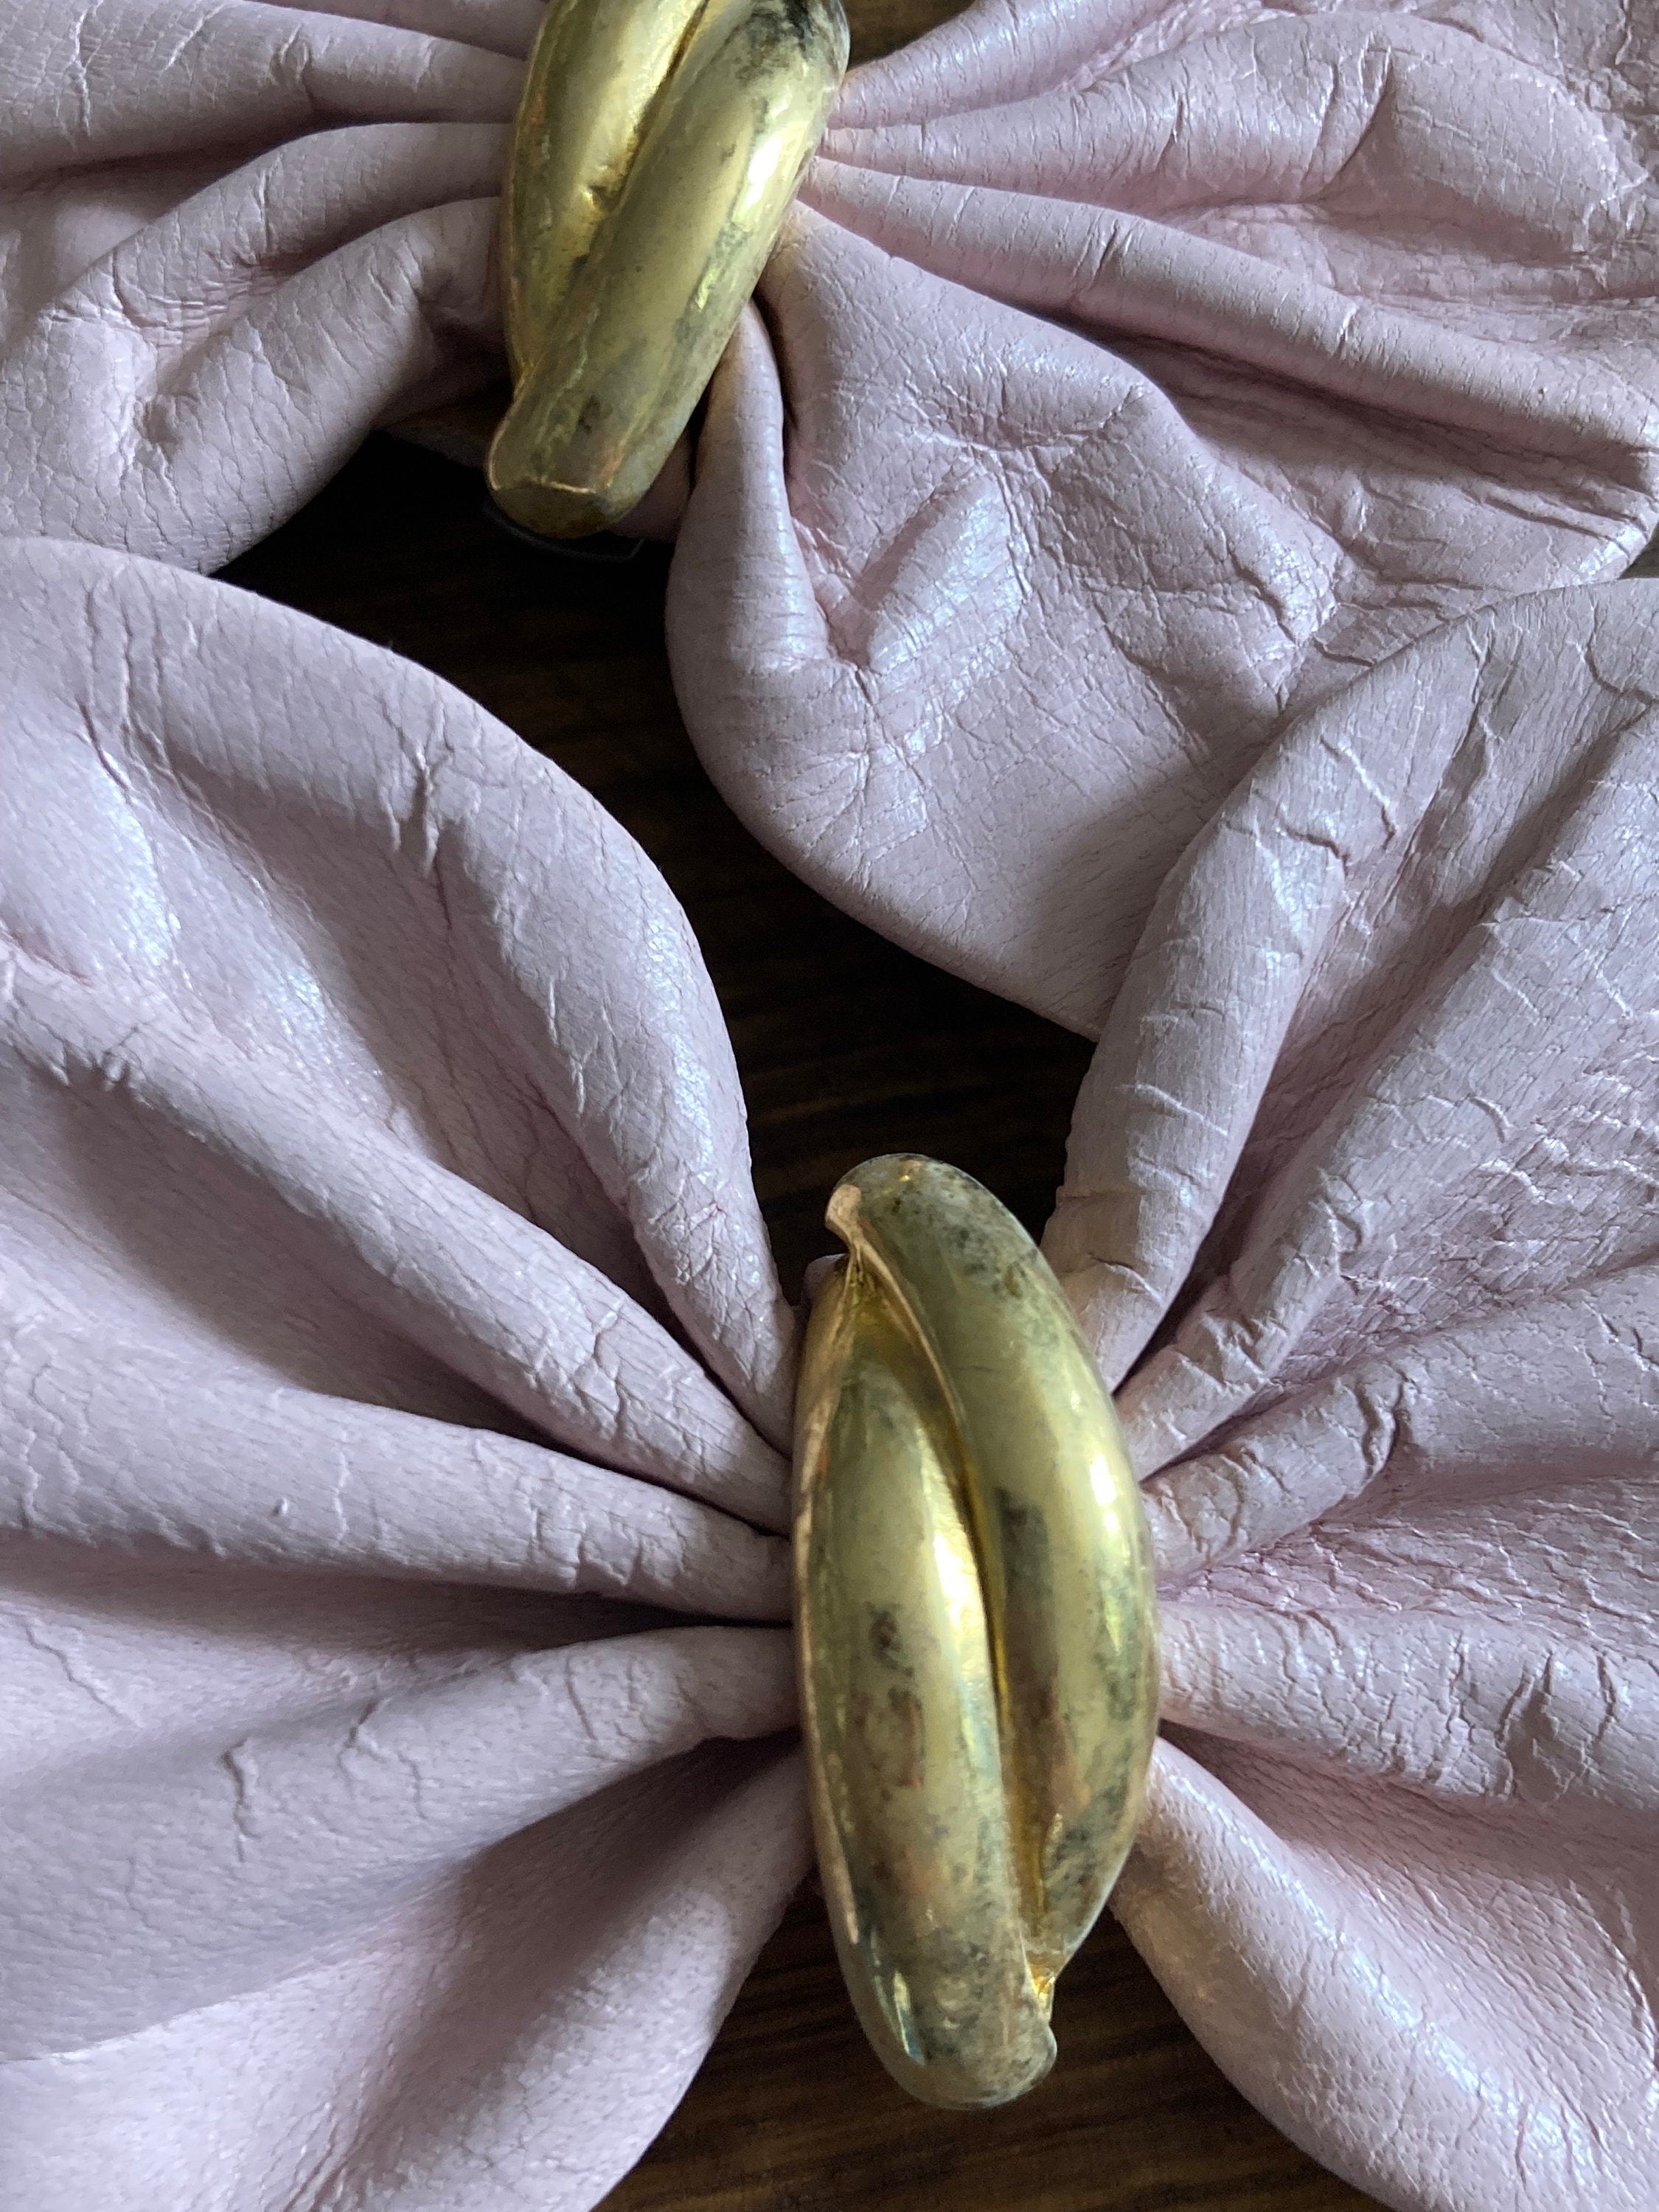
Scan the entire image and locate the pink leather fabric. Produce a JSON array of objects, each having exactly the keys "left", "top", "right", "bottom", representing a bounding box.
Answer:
[
  {"left": 3, "top": 536, "right": 1655, "bottom": 2210},
  {"left": 0, "top": 535, "right": 807, "bottom": 2209},
  {"left": 7, "top": 1, "right": 1656, "bottom": 1009},
  {"left": 670, "top": 0, "right": 1659, "bottom": 1031},
  {"left": 4, "top": 9, "right": 1657, "bottom": 2205},
  {"left": 0, "top": 0, "right": 526, "bottom": 569},
  {"left": 1048, "top": 580, "right": 1659, "bottom": 2212}
]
